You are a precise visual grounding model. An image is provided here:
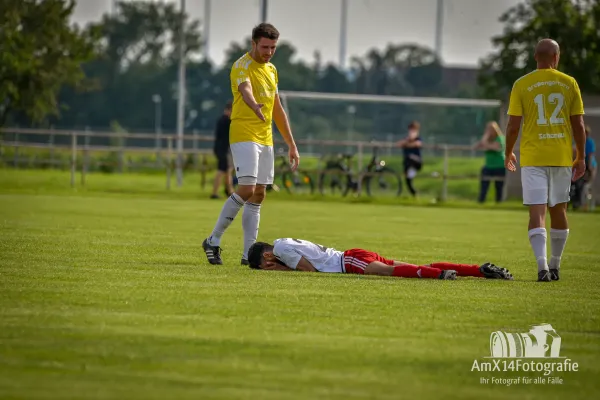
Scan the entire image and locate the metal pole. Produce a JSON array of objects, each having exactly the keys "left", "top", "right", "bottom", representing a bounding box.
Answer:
[
  {"left": 153, "top": 94, "right": 162, "bottom": 161},
  {"left": 49, "top": 130, "right": 55, "bottom": 166},
  {"left": 167, "top": 138, "right": 172, "bottom": 190},
  {"left": 193, "top": 129, "right": 199, "bottom": 168},
  {"left": 356, "top": 141, "right": 364, "bottom": 196},
  {"left": 435, "top": 0, "right": 444, "bottom": 61},
  {"left": 260, "top": 0, "right": 268, "bottom": 22},
  {"left": 346, "top": 105, "right": 355, "bottom": 153},
  {"left": 339, "top": 0, "right": 348, "bottom": 70},
  {"left": 14, "top": 133, "right": 19, "bottom": 168},
  {"left": 176, "top": 0, "right": 186, "bottom": 186},
  {"left": 441, "top": 145, "right": 449, "bottom": 202},
  {"left": 203, "top": 0, "right": 211, "bottom": 60},
  {"left": 82, "top": 127, "right": 90, "bottom": 186},
  {"left": 71, "top": 133, "right": 77, "bottom": 188}
]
